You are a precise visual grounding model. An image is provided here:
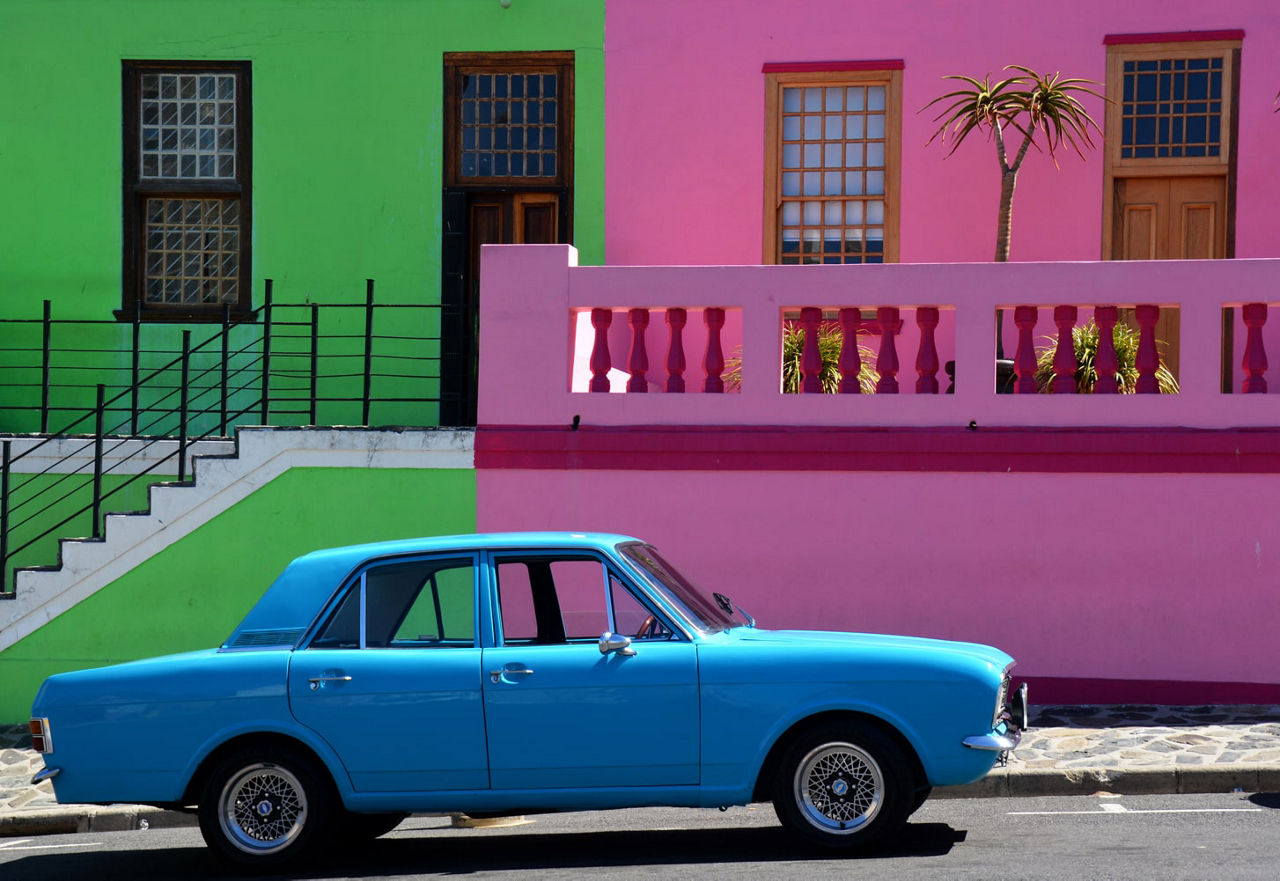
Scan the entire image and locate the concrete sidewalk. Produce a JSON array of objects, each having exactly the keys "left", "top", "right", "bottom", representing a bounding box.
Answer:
[{"left": 4, "top": 705, "right": 1280, "bottom": 836}]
